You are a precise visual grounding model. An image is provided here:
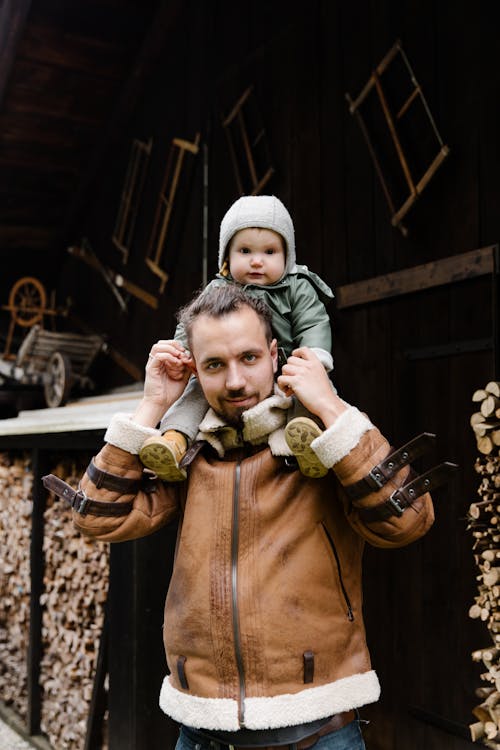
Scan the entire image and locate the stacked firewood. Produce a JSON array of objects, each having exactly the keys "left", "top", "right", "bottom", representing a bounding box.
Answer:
[
  {"left": 0, "top": 454, "right": 109, "bottom": 748},
  {"left": 41, "top": 460, "right": 109, "bottom": 750},
  {"left": 471, "top": 382, "right": 500, "bottom": 456},
  {"left": 0, "top": 451, "right": 33, "bottom": 719},
  {"left": 468, "top": 382, "right": 500, "bottom": 747}
]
